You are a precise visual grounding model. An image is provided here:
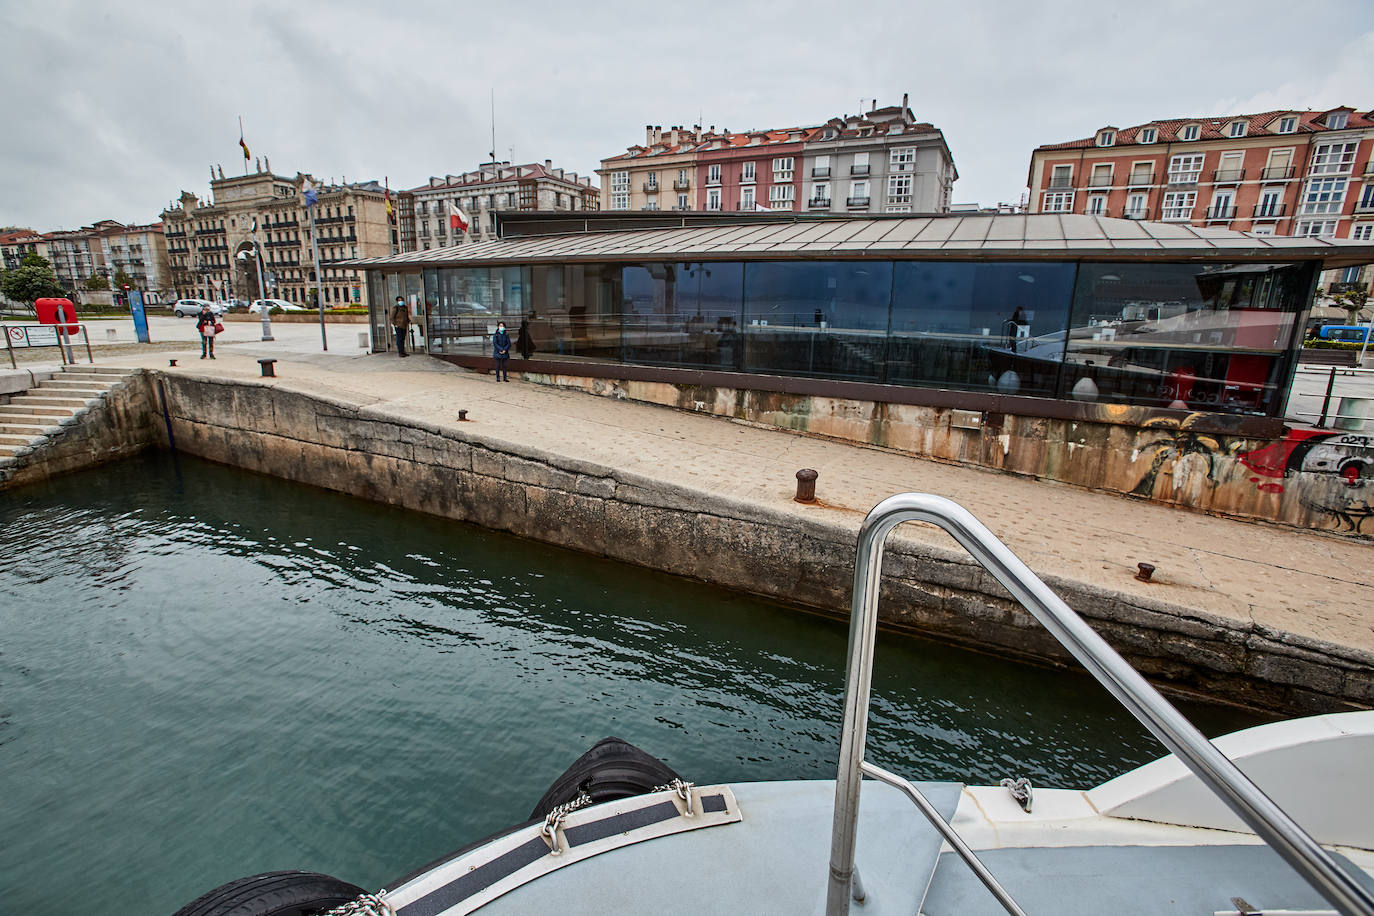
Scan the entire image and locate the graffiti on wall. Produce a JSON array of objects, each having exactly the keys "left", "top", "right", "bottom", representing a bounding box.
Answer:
[
  {"left": 1129, "top": 414, "right": 1227, "bottom": 498},
  {"left": 1237, "top": 430, "right": 1374, "bottom": 533}
]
